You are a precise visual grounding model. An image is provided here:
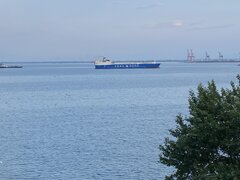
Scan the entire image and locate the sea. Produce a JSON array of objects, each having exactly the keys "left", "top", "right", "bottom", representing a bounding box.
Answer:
[{"left": 0, "top": 62, "right": 239, "bottom": 179}]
